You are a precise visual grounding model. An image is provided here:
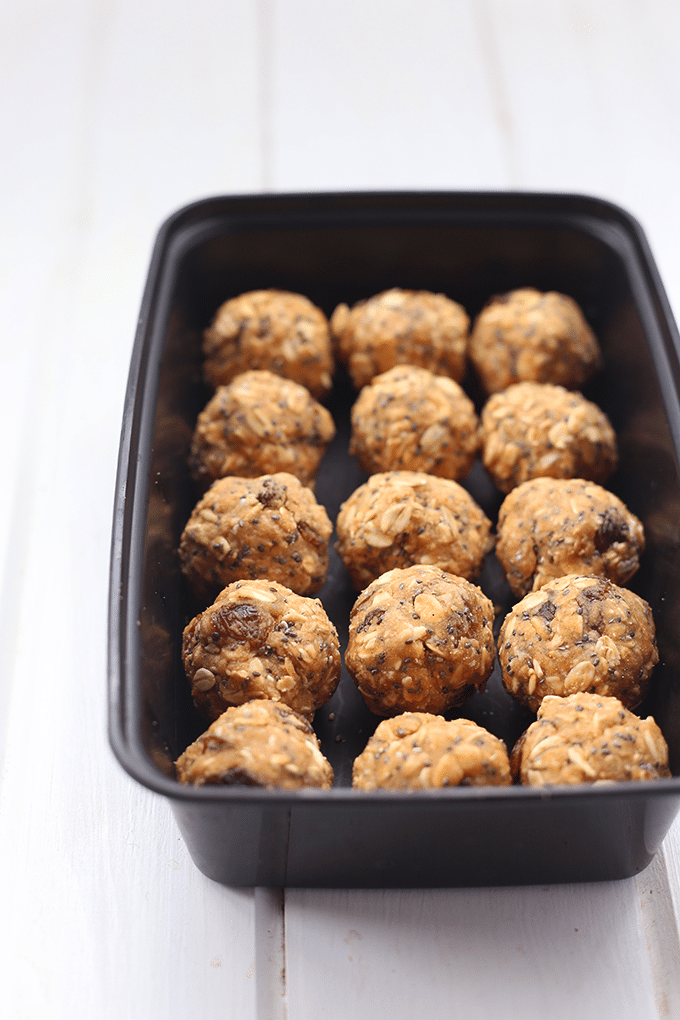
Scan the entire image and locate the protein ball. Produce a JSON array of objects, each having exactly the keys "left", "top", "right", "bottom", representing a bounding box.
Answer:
[
  {"left": 176, "top": 700, "right": 334, "bottom": 790},
  {"left": 335, "top": 470, "right": 494, "bottom": 591},
  {"left": 182, "top": 580, "right": 341, "bottom": 722},
  {"left": 352, "top": 713, "right": 511, "bottom": 790},
  {"left": 345, "top": 565, "right": 496, "bottom": 716},
  {"left": 202, "top": 289, "right": 334, "bottom": 399},
  {"left": 499, "top": 574, "right": 658, "bottom": 713},
  {"left": 469, "top": 287, "right": 602, "bottom": 394},
  {"left": 330, "top": 288, "right": 470, "bottom": 390},
  {"left": 481, "top": 381, "right": 617, "bottom": 494},
  {"left": 511, "top": 692, "right": 670, "bottom": 786},
  {"left": 179, "top": 472, "right": 333, "bottom": 603},
  {"left": 496, "top": 477, "right": 645, "bottom": 597},
  {"left": 349, "top": 364, "right": 481, "bottom": 479},
  {"left": 189, "top": 370, "right": 336, "bottom": 490}
]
